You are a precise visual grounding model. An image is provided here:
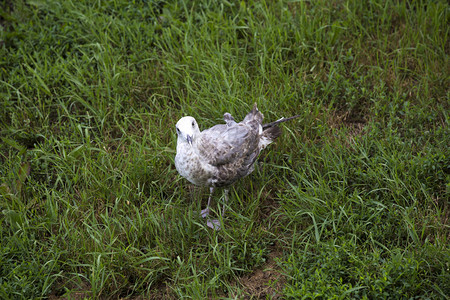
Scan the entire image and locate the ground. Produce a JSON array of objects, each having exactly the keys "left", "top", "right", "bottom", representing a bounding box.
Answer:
[{"left": 0, "top": 0, "right": 448, "bottom": 298}]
